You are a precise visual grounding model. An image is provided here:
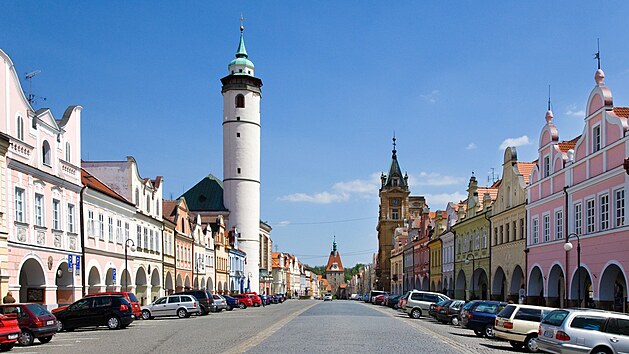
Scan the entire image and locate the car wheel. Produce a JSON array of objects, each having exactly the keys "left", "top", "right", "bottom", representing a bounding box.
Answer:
[
  {"left": 0, "top": 344, "right": 15, "bottom": 352},
  {"left": 199, "top": 307, "right": 207, "bottom": 316},
  {"left": 141, "top": 310, "right": 152, "bottom": 320},
  {"left": 107, "top": 316, "right": 121, "bottom": 330},
  {"left": 483, "top": 324, "right": 494, "bottom": 338},
  {"left": 38, "top": 336, "right": 53, "bottom": 344},
  {"left": 451, "top": 316, "right": 459, "bottom": 326},
  {"left": 524, "top": 334, "right": 539, "bottom": 352},
  {"left": 57, "top": 320, "right": 65, "bottom": 332},
  {"left": 411, "top": 308, "right": 421, "bottom": 319},
  {"left": 590, "top": 348, "right": 613, "bottom": 354},
  {"left": 177, "top": 308, "right": 187, "bottom": 318},
  {"left": 18, "top": 330, "right": 34, "bottom": 346},
  {"left": 239, "top": 303, "right": 246, "bottom": 309},
  {"left": 216, "top": 308, "right": 222, "bottom": 313},
  {"left": 227, "top": 305, "right": 233, "bottom": 311}
]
